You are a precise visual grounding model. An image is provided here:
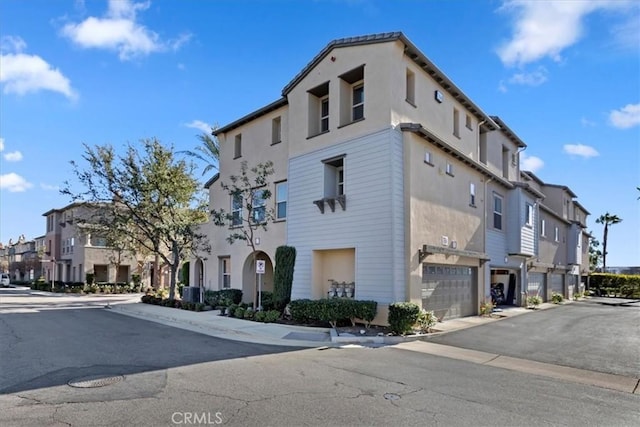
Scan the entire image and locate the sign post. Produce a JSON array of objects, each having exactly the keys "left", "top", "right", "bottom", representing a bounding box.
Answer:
[{"left": 256, "top": 260, "right": 266, "bottom": 311}]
